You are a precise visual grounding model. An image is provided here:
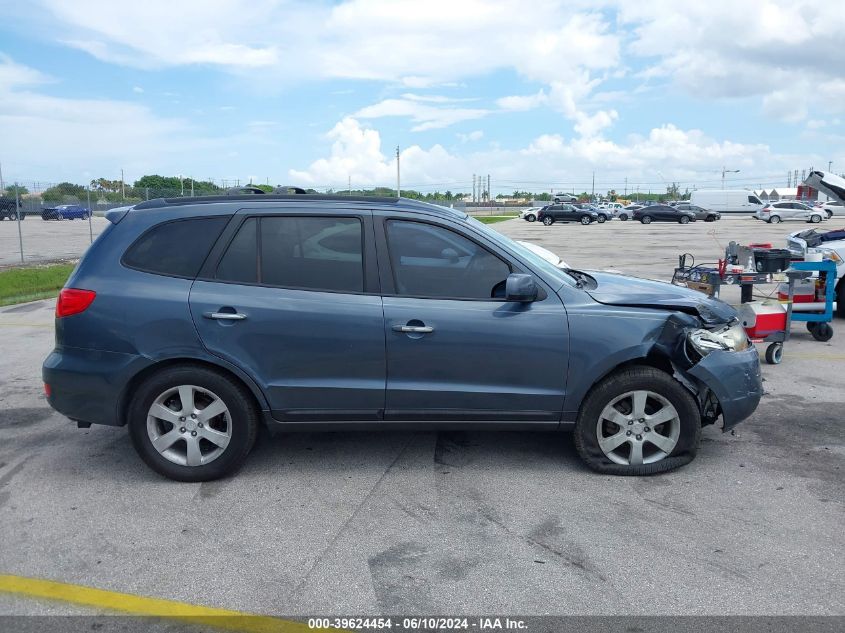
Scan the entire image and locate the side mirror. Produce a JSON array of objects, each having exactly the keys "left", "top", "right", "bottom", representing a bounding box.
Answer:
[{"left": 505, "top": 273, "right": 538, "bottom": 302}]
